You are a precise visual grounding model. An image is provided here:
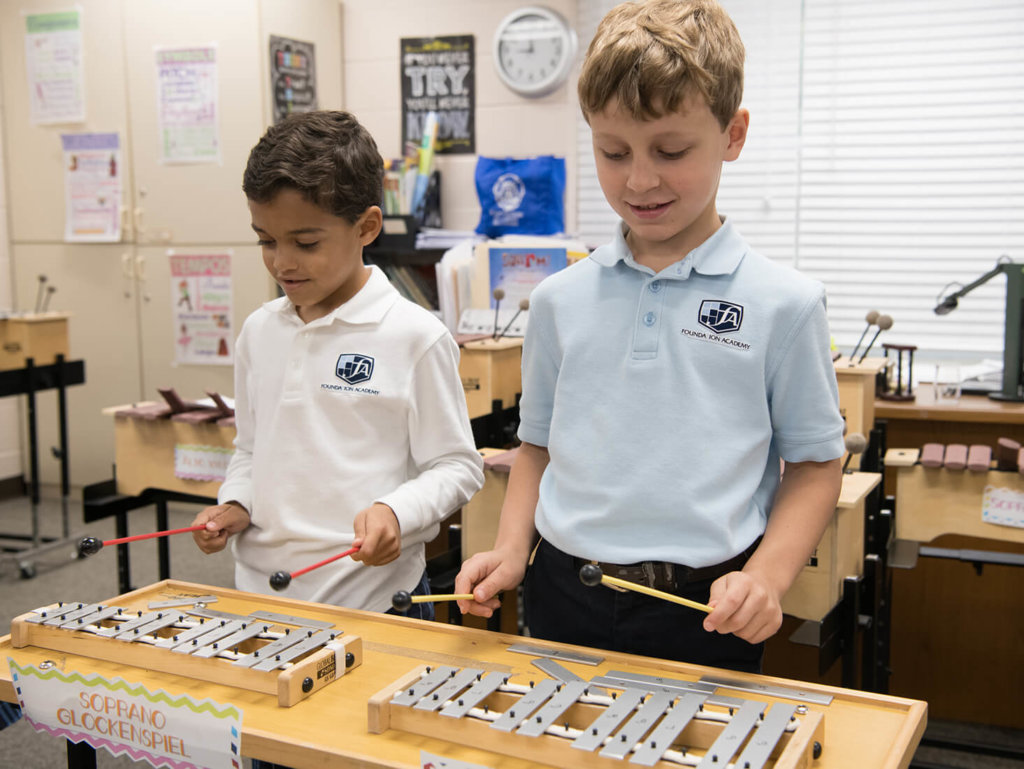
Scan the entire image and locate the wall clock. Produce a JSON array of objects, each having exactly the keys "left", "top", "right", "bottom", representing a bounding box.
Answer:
[{"left": 493, "top": 6, "right": 578, "bottom": 98}]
